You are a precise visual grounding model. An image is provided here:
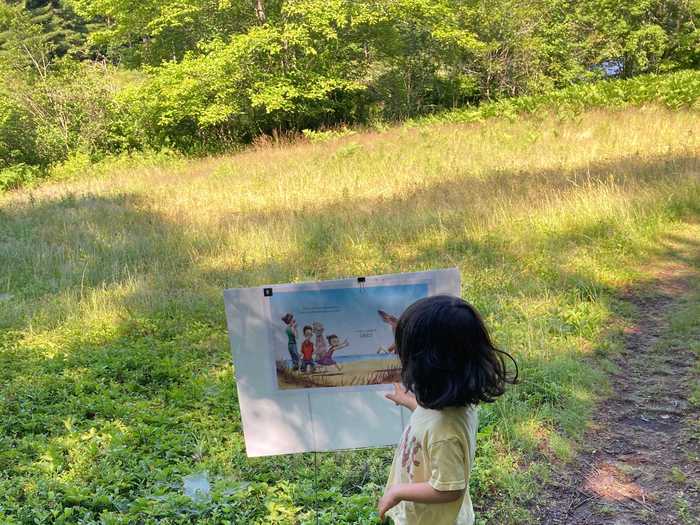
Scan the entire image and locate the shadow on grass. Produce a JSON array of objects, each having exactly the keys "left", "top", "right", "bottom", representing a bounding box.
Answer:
[{"left": 1, "top": 152, "right": 697, "bottom": 317}]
